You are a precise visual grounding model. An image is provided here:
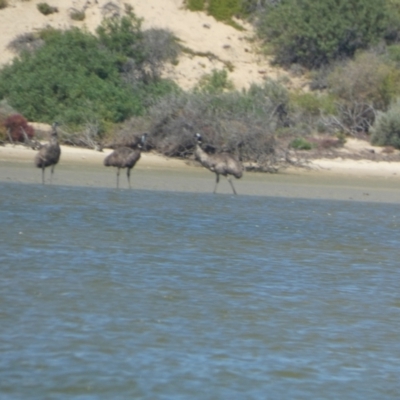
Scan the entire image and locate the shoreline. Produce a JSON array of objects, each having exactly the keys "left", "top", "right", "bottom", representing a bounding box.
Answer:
[
  {"left": 2, "top": 143, "right": 400, "bottom": 176},
  {"left": 1, "top": 144, "right": 400, "bottom": 203}
]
